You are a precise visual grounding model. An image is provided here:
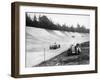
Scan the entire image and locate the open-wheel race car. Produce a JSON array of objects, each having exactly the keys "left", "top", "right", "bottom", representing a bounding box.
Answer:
[
  {"left": 49, "top": 43, "right": 60, "bottom": 50},
  {"left": 67, "top": 44, "right": 81, "bottom": 56}
]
